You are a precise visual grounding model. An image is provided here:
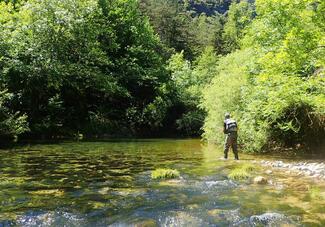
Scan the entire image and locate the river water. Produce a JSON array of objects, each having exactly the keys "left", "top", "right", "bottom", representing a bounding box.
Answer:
[{"left": 0, "top": 139, "right": 324, "bottom": 226}]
